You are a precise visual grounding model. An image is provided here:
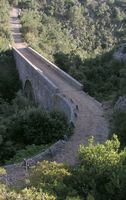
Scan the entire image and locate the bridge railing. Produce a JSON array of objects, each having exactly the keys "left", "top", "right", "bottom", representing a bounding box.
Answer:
[
  {"left": 28, "top": 47, "right": 83, "bottom": 91},
  {"left": 13, "top": 47, "right": 60, "bottom": 95}
]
